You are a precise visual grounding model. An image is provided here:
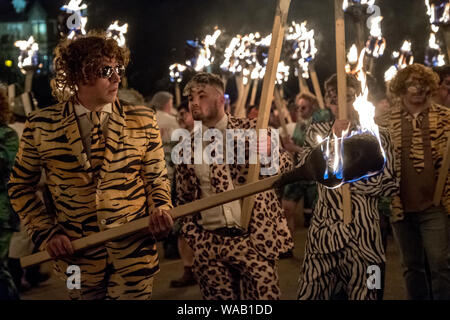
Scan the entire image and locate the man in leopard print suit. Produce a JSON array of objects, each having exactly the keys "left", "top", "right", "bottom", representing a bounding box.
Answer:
[{"left": 174, "top": 73, "right": 293, "bottom": 300}]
